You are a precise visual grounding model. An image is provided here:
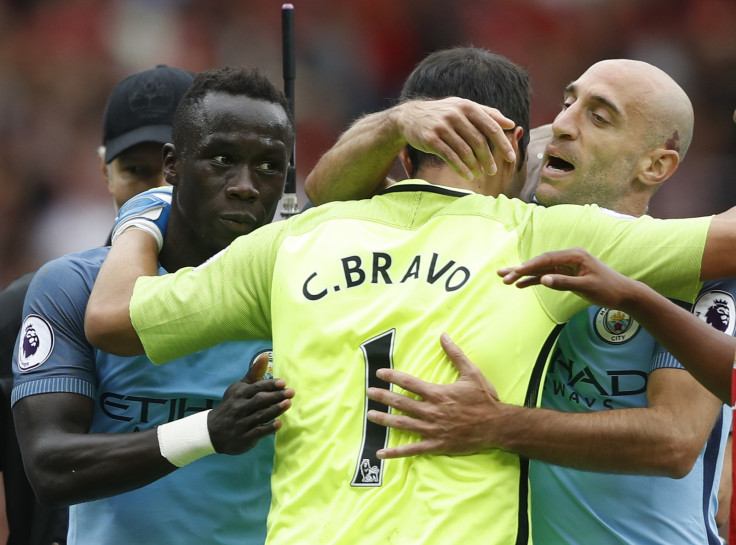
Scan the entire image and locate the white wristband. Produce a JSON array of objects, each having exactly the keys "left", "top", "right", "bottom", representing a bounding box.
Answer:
[
  {"left": 111, "top": 219, "right": 164, "bottom": 251},
  {"left": 157, "top": 409, "right": 216, "bottom": 467}
]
